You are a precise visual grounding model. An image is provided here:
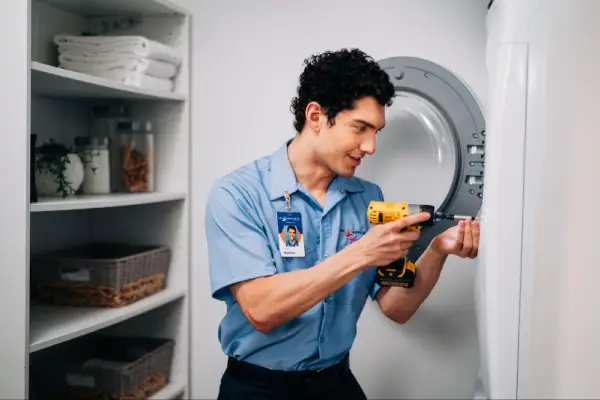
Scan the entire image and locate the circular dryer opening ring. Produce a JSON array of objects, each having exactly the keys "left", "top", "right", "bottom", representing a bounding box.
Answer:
[{"left": 363, "top": 56, "right": 486, "bottom": 260}]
